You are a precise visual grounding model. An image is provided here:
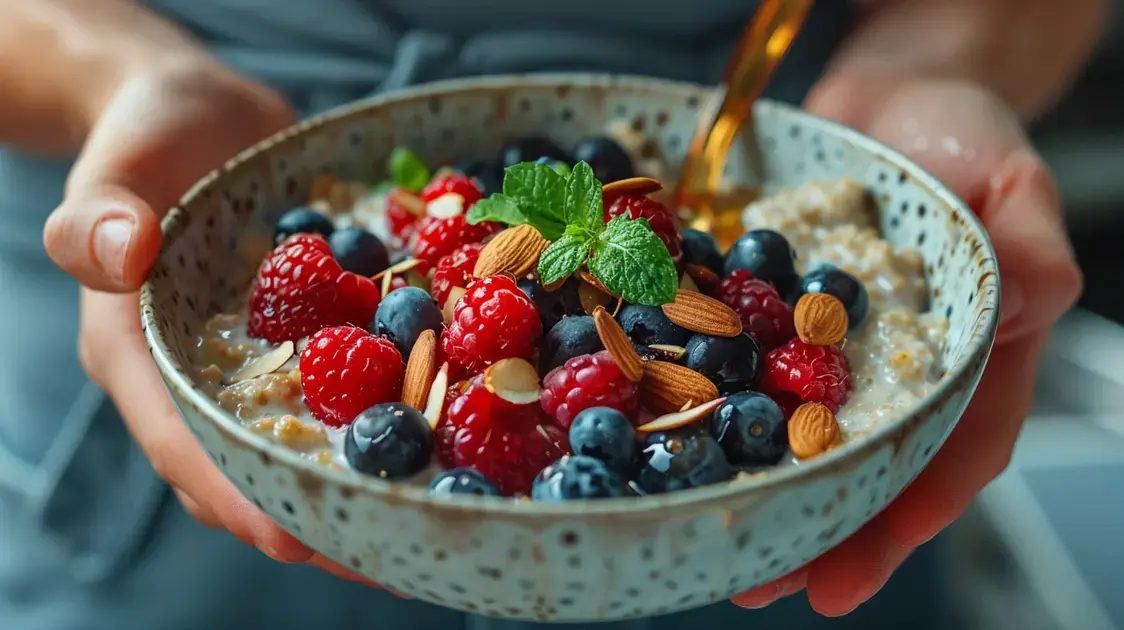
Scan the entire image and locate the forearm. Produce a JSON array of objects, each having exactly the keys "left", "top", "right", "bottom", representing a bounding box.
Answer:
[
  {"left": 810, "top": 0, "right": 1110, "bottom": 125},
  {"left": 0, "top": 0, "right": 208, "bottom": 152}
]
